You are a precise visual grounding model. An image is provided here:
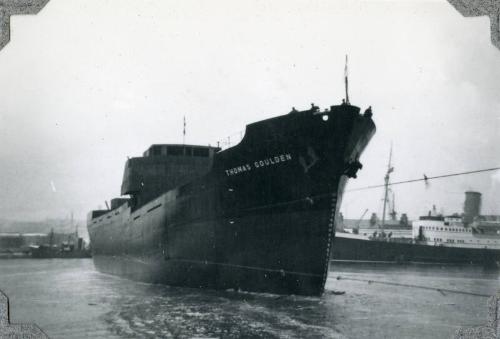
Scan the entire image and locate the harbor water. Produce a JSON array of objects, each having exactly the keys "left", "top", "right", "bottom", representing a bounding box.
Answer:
[{"left": 0, "top": 259, "right": 498, "bottom": 338}]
